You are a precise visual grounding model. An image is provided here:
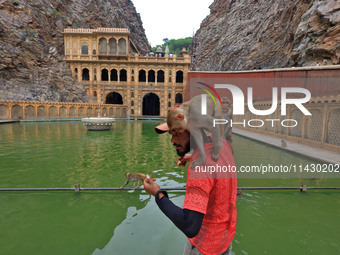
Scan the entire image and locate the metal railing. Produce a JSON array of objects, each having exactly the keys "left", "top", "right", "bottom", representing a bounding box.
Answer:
[{"left": 0, "top": 185, "right": 339, "bottom": 193}]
